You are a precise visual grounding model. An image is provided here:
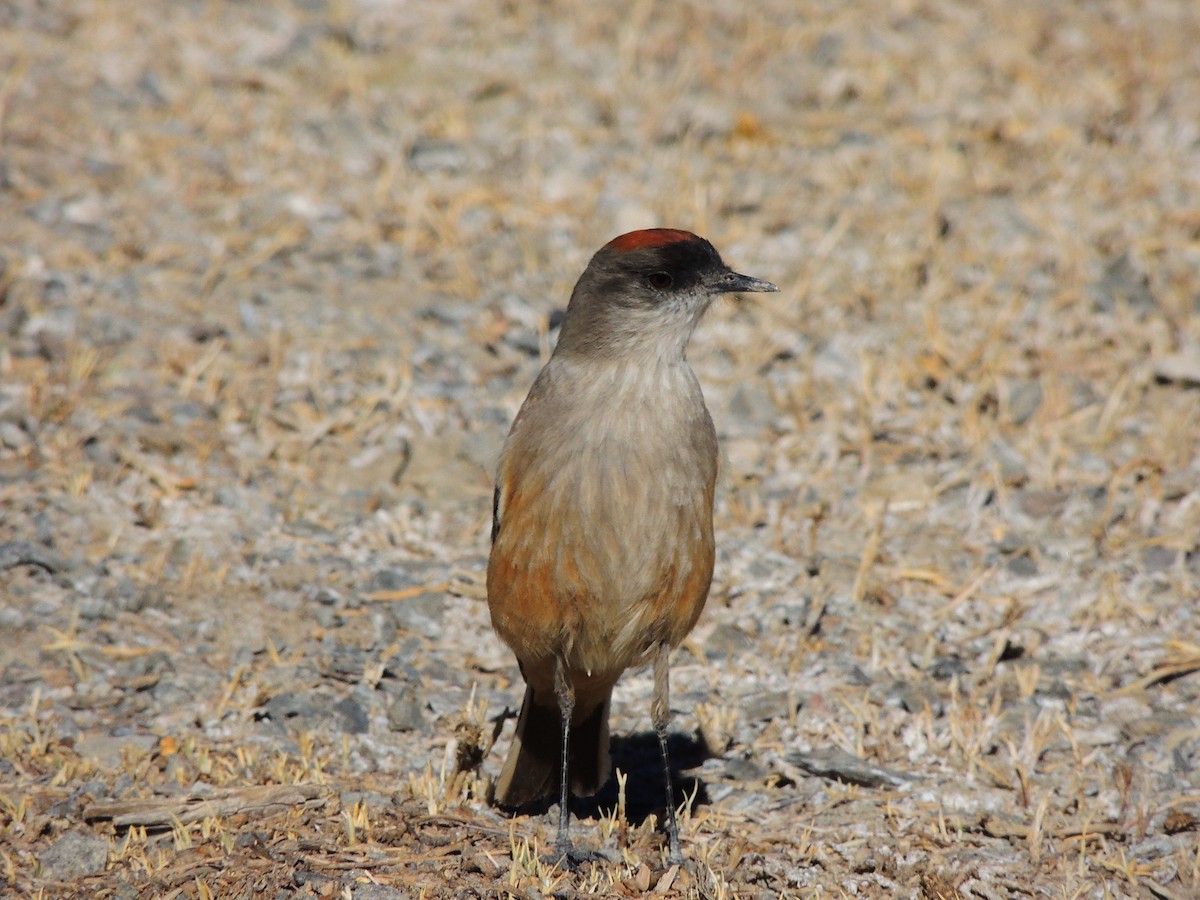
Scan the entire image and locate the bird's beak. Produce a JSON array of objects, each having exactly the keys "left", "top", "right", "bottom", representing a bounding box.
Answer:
[{"left": 715, "top": 270, "right": 779, "bottom": 294}]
